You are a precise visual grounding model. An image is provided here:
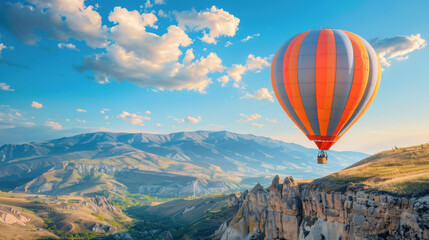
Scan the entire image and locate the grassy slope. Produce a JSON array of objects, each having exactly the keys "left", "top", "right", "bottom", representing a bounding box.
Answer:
[
  {"left": 0, "top": 192, "right": 131, "bottom": 240},
  {"left": 321, "top": 143, "right": 429, "bottom": 194}
]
